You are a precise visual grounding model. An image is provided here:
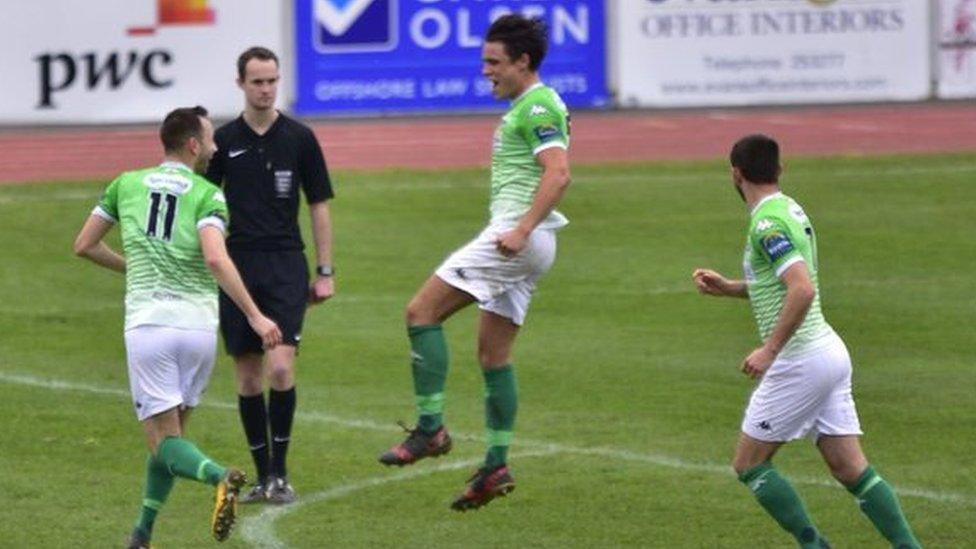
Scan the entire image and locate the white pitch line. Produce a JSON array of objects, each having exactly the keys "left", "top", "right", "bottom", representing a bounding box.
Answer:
[
  {"left": 240, "top": 449, "right": 559, "bottom": 549},
  {"left": 562, "top": 445, "right": 976, "bottom": 507},
  {"left": 0, "top": 190, "right": 100, "bottom": 204},
  {"left": 1, "top": 370, "right": 974, "bottom": 513}
]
